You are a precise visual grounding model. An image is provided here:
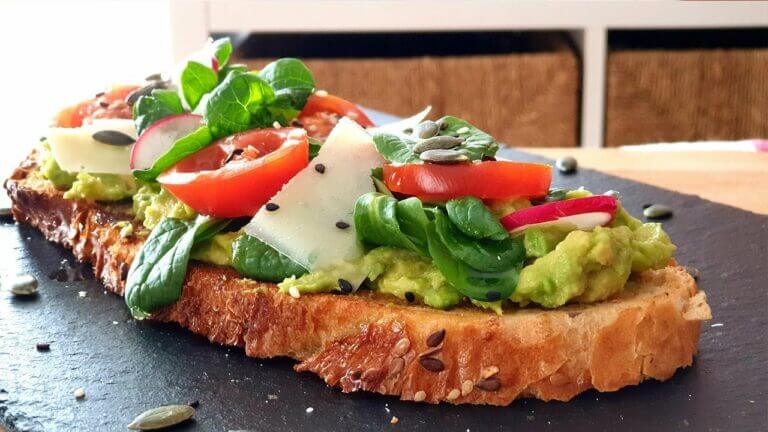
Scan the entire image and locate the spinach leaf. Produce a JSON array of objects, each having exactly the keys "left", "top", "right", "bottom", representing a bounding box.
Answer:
[
  {"left": 258, "top": 58, "right": 315, "bottom": 124},
  {"left": 436, "top": 116, "right": 498, "bottom": 160},
  {"left": 132, "top": 89, "right": 184, "bottom": 136},
  {"left": 211, "top": 37, "right": 233, "bottom": 68},
  {"left": 446, "top": 196, "right": 508, "bottom": 241},
  {"left": 180, "top": 61, "right": 219, "bottom": 111},
  {"left": 204, "top": 71, "right": 276, "bottom": 139},
  {"left": 133, "top": 126, "right": 213, "bottom": 182},
  {"left": 353, "top": 192, "right": 428, "bottom": 256},
  {"left": 125, "top": 216, "right": 229, "bottom": 319},
  {"left": 372, "top": 133, "right": 420, "bottom": 163},
  {"left": 426, "top": 221, "right": 520, "bottom": 302},
  {"left": 395, "top": 197, "right": 431, "bottom": 254},
  {"left": 218, "top": 63, "right": 248, "bottom": 82},
  {"left": 434, "top": 211, "right": 523, "bottom": 272},
  {"left": 231, "top": 234, "right": 307, "bottom": 282}
]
